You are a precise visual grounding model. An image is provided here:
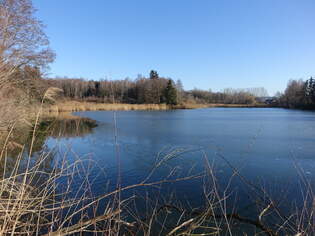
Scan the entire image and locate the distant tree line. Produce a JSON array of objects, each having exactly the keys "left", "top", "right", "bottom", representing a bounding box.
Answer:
[
  {"left": 16, "top": 69, "right": 315, "bottom": 110},
  {"left": 275, "top": 77, "right": 315, "bottom": 109},
  {"left": 47, "top": 71, "right": 180, "bottom": 105},
  {"left": 46, "top": 70, "right": 271, "bottom": 105},
  {"left": 187, "top": 88, "right": 264, "bottom": 104}
]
